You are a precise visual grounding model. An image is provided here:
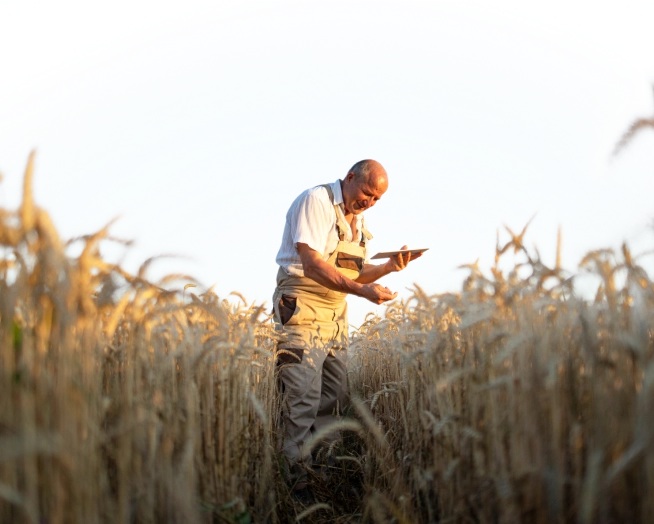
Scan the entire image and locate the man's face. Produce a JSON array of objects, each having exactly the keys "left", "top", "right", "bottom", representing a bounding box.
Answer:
[{"left": 341, "top": 171, "right": 388, "bottom": 215}]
